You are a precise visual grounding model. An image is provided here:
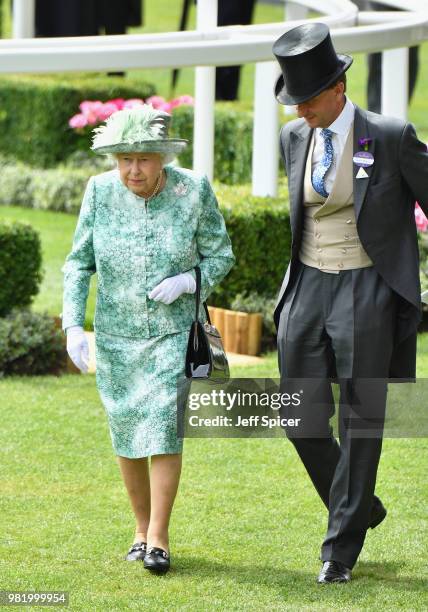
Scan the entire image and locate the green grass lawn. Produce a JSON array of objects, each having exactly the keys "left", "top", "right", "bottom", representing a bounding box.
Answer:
[
  {"left": 1, "top": 200, "right": 427, "bottom": 608},
  {"left": 1, "top": 369, "right": 427, "bottom": 611},
  {"left": 1, "top": 204, "right": 428, "bottom": 608}
]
